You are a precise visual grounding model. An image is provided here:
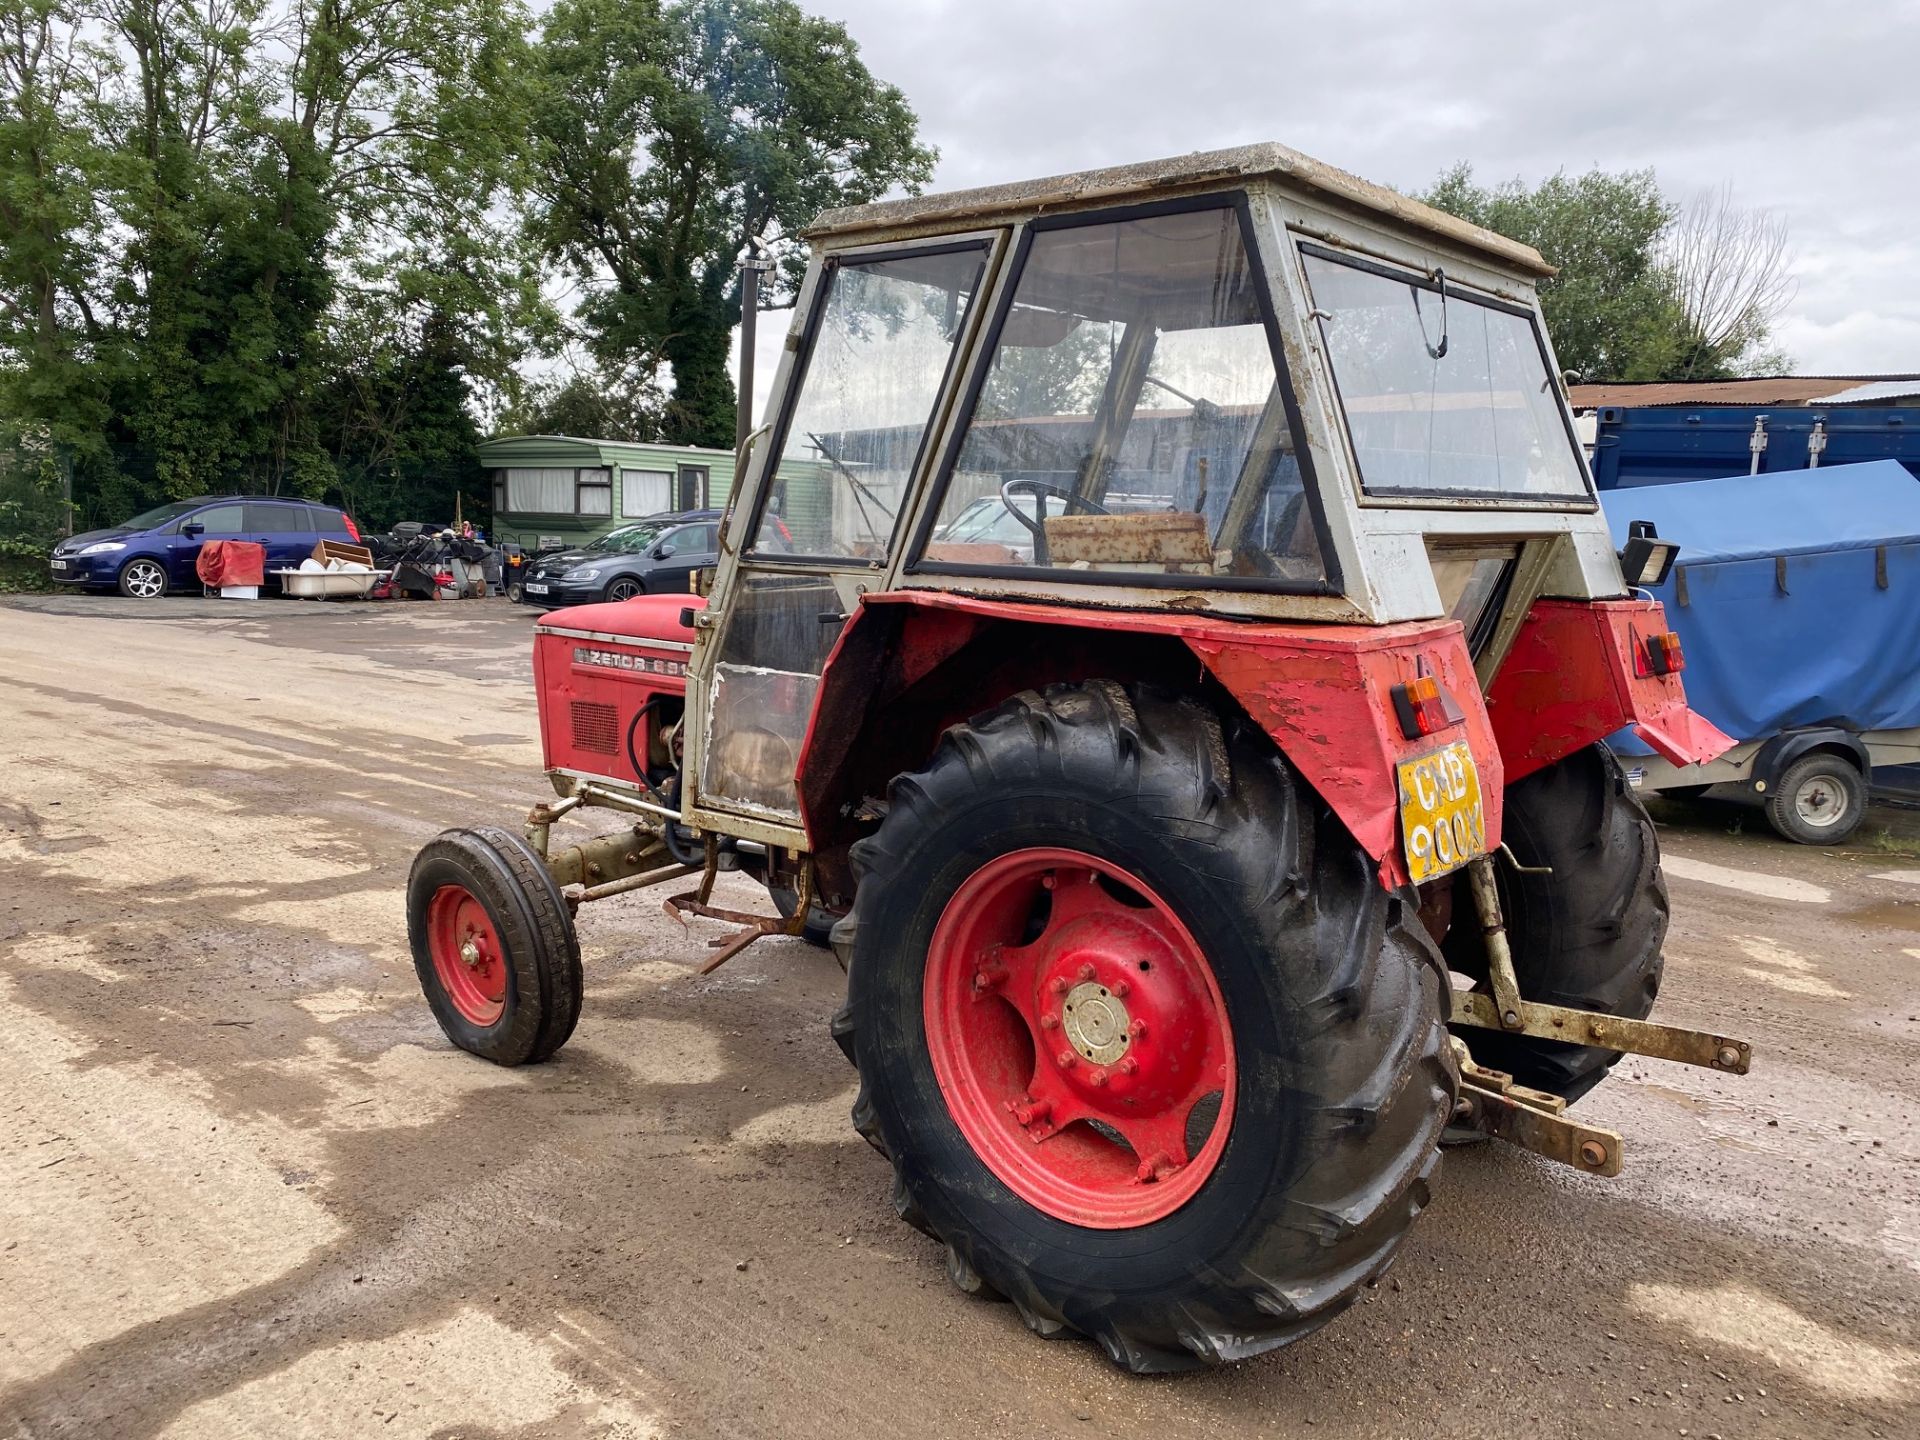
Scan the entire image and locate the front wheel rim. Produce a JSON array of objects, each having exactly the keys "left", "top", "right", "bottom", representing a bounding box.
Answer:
[
  {"left": 427, "top": 884, "right": 508, "bottom": 1026},
  {"left": 923, "top": 847, "right": 1236, "bottom": 1229},
  {"left": 608, "top": 580, "right": 641, "bottom": 600},
  {"left": 125, "top": 563, "right": 163, "bottom": 597}
]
